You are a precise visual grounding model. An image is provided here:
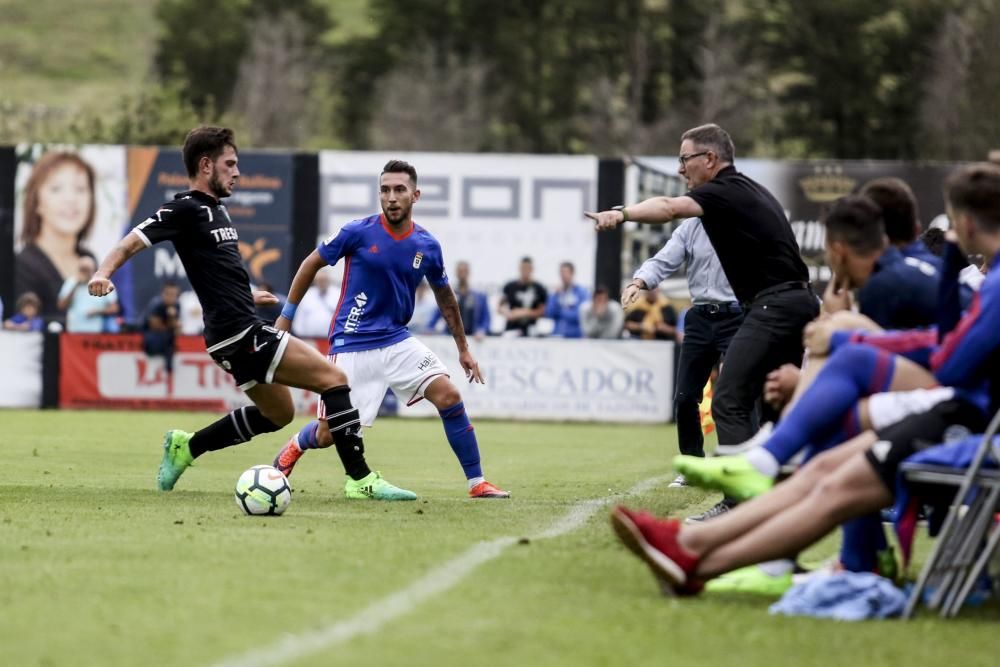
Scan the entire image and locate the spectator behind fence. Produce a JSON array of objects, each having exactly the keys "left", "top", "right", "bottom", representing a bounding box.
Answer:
[
  {"left": 624, "top": 288, "right": 678, "bottom": 341},
  {"left": 290, "top": 268, "right": 339, "bottom": 338},
  {"left": 3, "top": 292, "right": 45, "bottom": 332},
  {"left": 178, "top": 288, "right": 204, "bottom": 336},
  {"left": 428, "top": 260, "right": 490, "bottom": 340},
  {"left": 15, "top": 151, "right": 99, "bottom": 320},
  {"left": 57, "top": 255, "right": 119, "bottom": 332},
  {"left": 581, "top": 286, "right": 623, "bottom": 339},
  {"left": 408, "top": 280, "right": 439, "bottom": 334},
  {"left": 143, "top": 281, "right": 182, "bottom": 375},
  {"left": 499, "top": 256, "right": 547, "bottom": 336},
  {"left": 254, "top": 281, "right": 285, "bottom": 322},
  {"left": 545, "top": 261, "right": 589, "bottom": 338}
]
